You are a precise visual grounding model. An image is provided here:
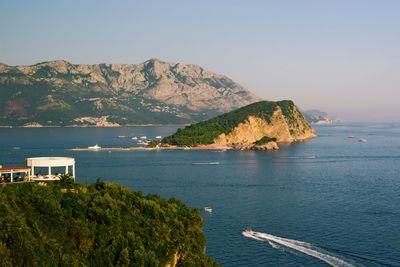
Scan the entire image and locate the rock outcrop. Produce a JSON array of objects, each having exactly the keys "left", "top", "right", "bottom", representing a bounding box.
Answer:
[{"left": 163, "top": 100, "right": 315, "bottom": 150}]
